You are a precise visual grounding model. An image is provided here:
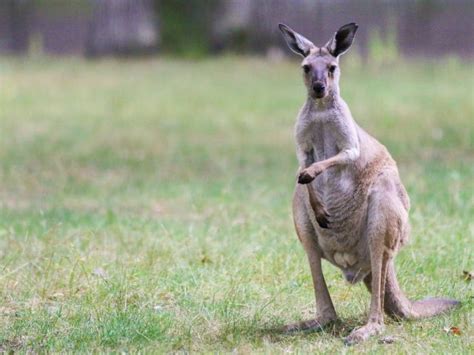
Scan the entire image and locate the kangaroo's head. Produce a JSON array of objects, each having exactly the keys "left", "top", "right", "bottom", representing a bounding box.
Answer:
[{"left": 279, "top": 23, "right": 358, "bottom": 100}]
